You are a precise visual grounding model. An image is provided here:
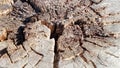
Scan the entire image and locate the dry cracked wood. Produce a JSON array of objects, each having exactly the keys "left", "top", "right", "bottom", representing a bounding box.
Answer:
[
  {"left": 0, "top": 0, "right": 120, "bottom": 68},
  {"left": 58, "top": 0, "right": 120, "bottom": 68},
  {"left": 57, "top": 25, "right": 83, "bottom": 60},
  {"left": 0, "top": 20, "right": 55, "bottom": 68}
]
